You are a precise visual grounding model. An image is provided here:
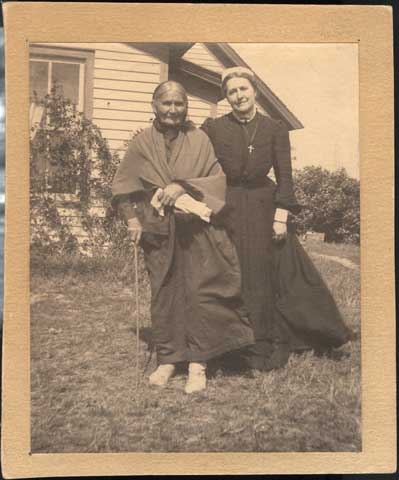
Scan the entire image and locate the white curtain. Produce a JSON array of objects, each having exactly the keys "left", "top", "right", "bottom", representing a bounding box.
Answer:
[{"left": 29, "top": 103, "right": 45, "bottom": 140}]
